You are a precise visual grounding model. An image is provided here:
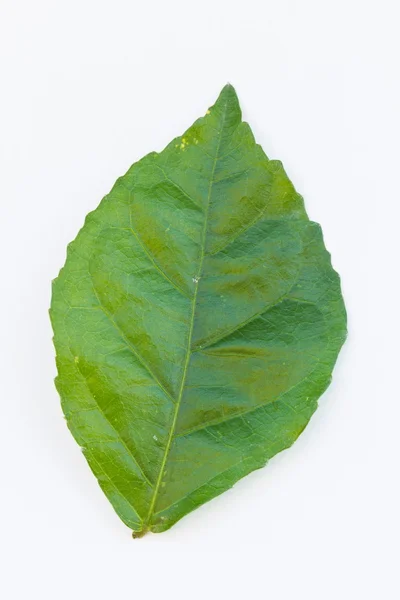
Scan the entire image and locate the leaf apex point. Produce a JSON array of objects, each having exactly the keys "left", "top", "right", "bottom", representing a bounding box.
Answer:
[
  {"left": 213, "top": 83, "right": 240, "bottom": 114},
  {"left": 221, "top": 82, "right": 237, "bottom": 95}
]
